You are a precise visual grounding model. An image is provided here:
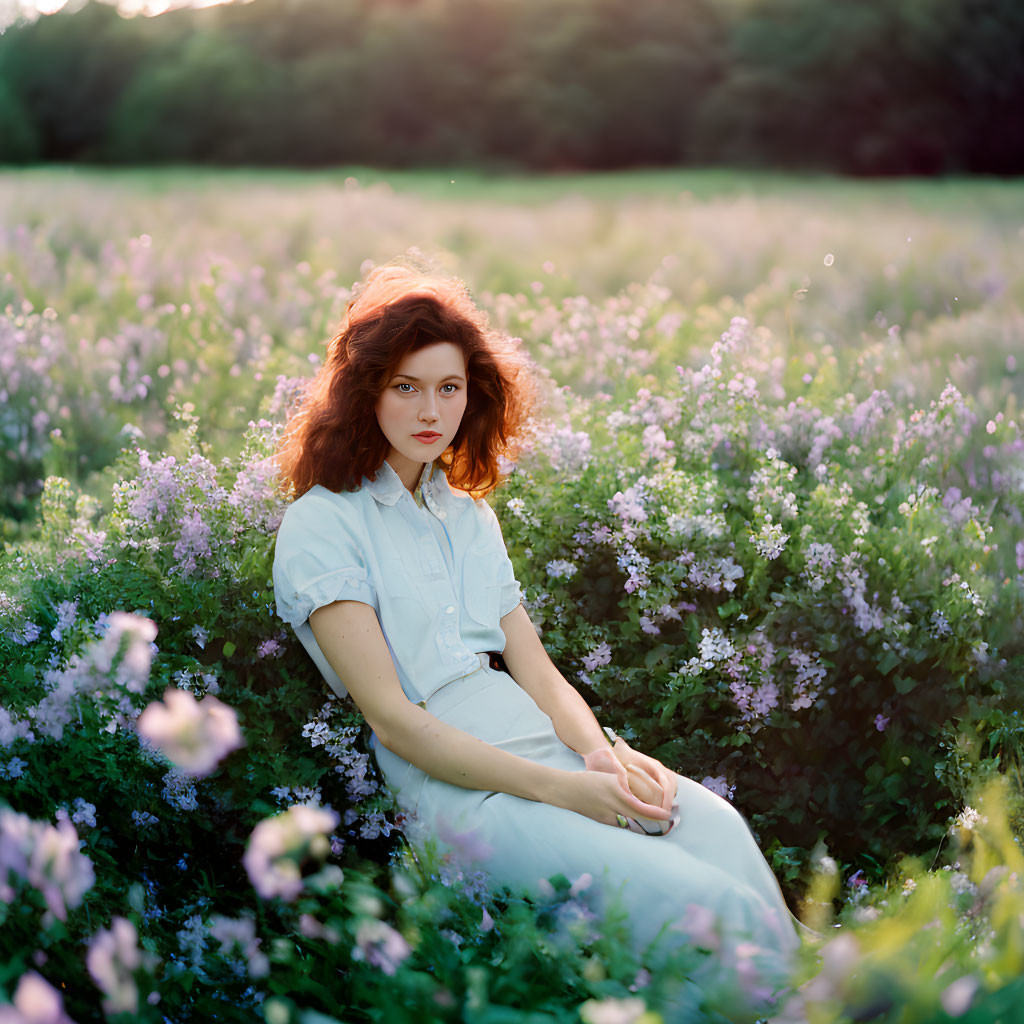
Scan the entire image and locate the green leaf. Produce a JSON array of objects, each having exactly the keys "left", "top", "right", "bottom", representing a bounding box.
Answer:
[
  {"left": 222, "top": 640, "right": 236, "bottom": 658},
  {"left": 878, "top": 650, "right": 902, "bottom": 675},
  {"left": 643, "top": 644, "right": 673, "bottom": 669},
  {"left": 894, "top": 675, "right": 918, "bottom": 695}
]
